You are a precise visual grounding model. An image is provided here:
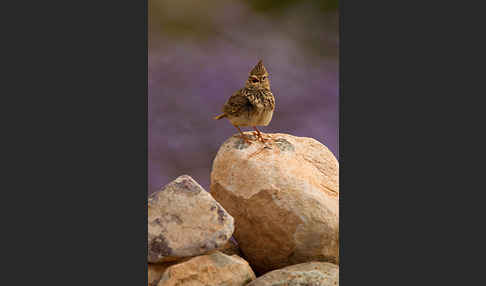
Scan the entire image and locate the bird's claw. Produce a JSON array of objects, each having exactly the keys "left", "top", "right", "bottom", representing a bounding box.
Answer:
[{"left": 252, "top": 131, "right": 266, "bottom": 143}]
